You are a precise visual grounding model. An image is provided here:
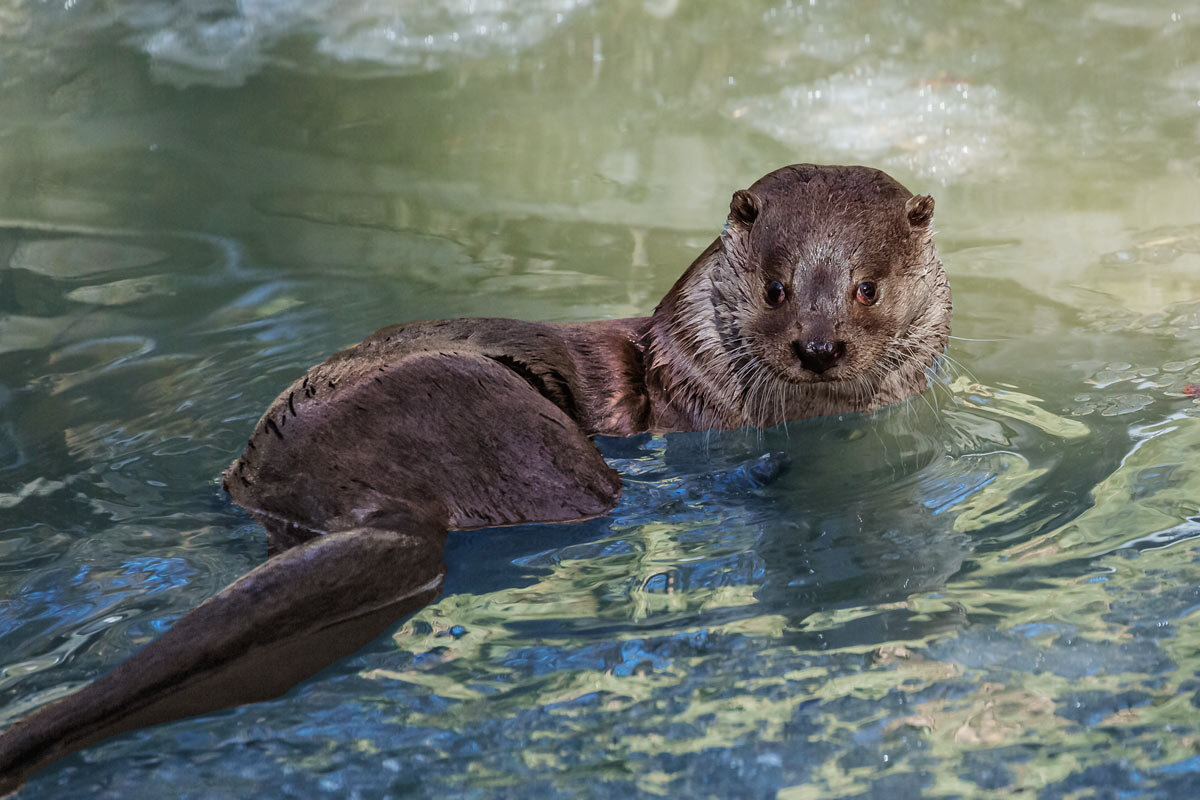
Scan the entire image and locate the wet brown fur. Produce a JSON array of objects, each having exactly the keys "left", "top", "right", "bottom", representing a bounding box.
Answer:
[{"left": 0, "top": 164, "right": 951, "bottom": 794}]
